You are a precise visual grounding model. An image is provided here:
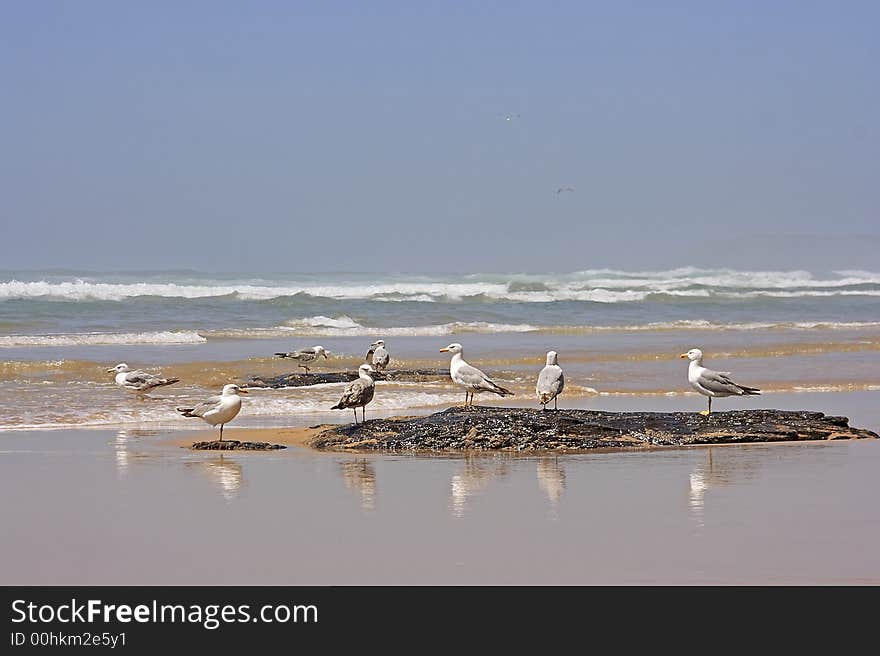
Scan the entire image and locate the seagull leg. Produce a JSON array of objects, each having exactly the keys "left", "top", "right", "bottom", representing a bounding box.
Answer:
[
  {"left": 353, "top": 408, "right": 358, "bottom": 424},
  {"left": 554, "top": 397, "right": 558, "bottom": 411},
  {"left": 219, "top": 424, "right": 224, "bottom": 442},
  {"left": 700, "top": 397, "right": 712, "bottom": 416}
]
